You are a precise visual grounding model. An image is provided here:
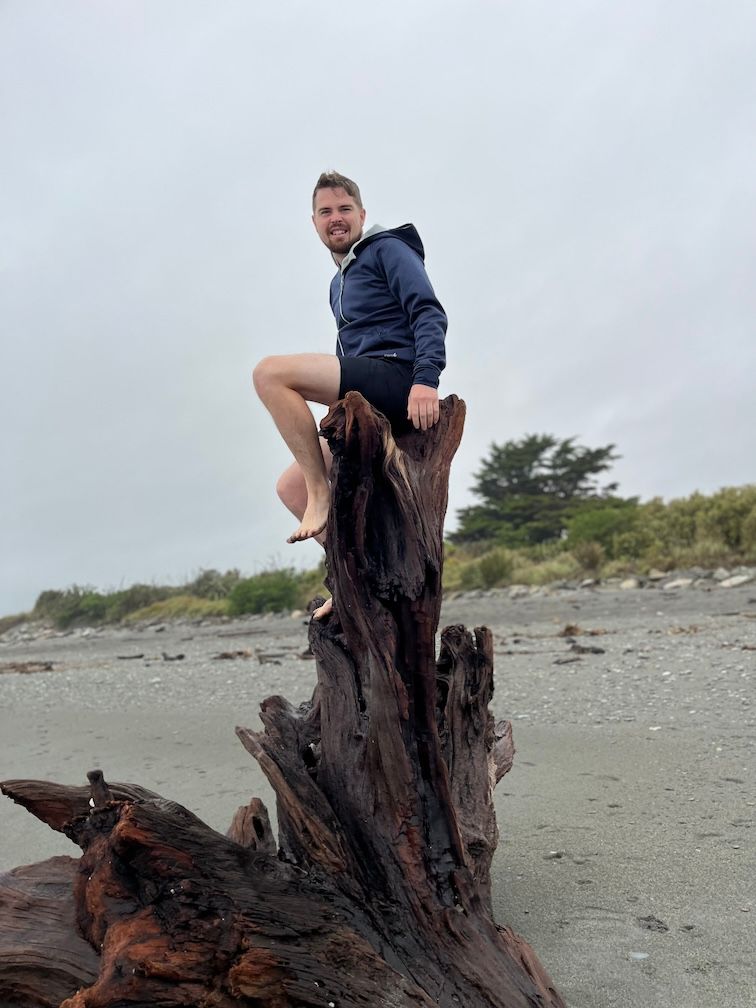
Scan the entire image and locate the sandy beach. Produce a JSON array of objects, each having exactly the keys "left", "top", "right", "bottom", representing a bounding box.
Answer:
[{"left": 1, "top": 581, "right": 754, "bottom": 1007}]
